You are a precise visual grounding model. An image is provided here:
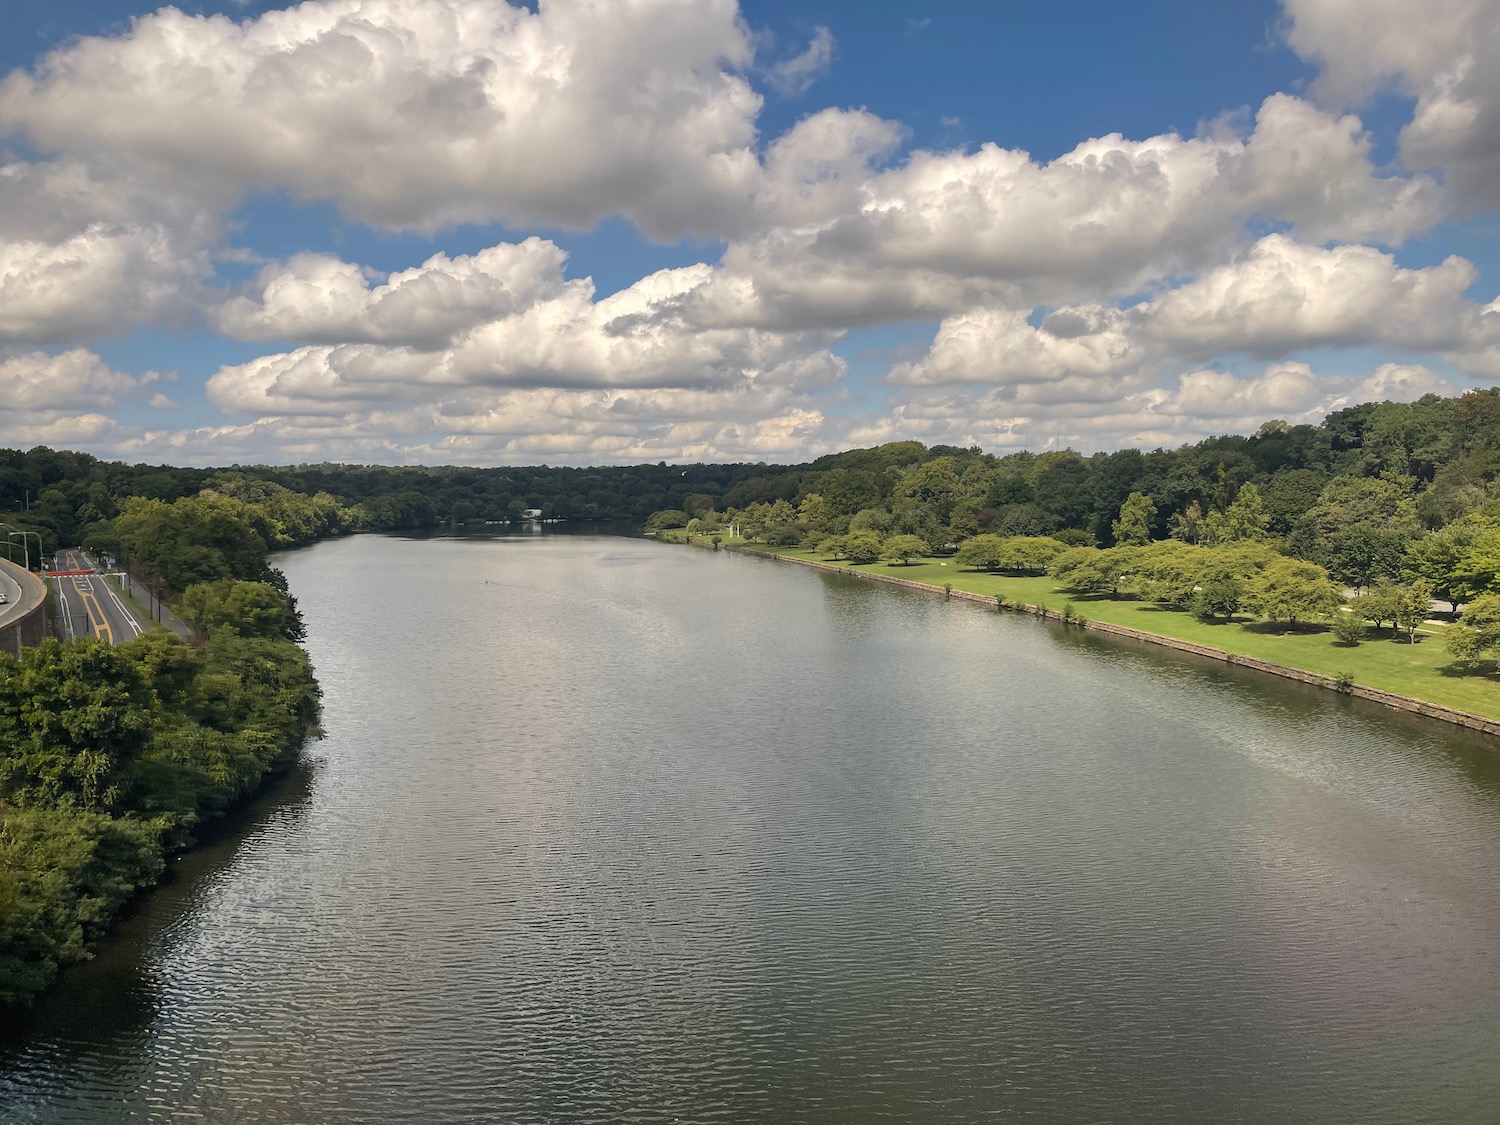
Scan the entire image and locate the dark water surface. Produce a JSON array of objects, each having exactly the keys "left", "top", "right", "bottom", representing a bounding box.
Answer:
[{"left": 4, "top": 532, "right": 1500, "bottom": 1123}]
